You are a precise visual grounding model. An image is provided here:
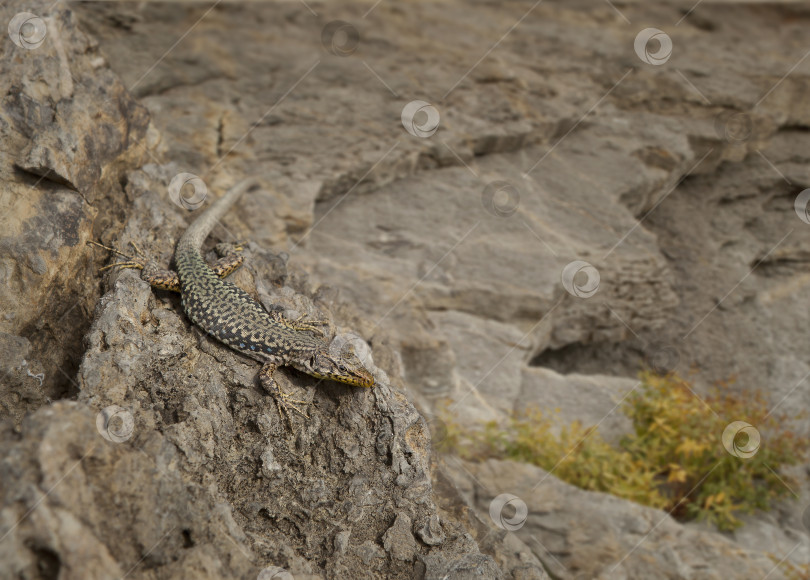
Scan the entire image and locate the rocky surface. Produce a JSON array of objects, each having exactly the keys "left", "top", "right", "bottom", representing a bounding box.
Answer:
[
  {"left": 448, "top": 458, "right": 785, "bottom": 580},
  {"left": 2, "top": 160, "right": 550, "bottom": 578},
  {"left": 0, "top": 1, "right": 158, "bottom": 424},
  {"left": 1, "top": 0, "right": 810, "bottom": 578}
]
